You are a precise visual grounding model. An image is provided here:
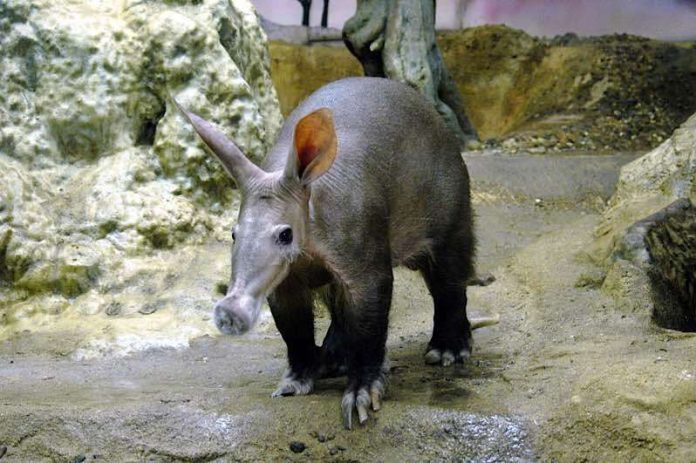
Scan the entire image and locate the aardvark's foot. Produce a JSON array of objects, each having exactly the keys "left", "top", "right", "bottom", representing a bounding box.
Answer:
[
  {"left": 271, "top": 368, "right": 314, "bottom": 397},
  {"left": 341, "top": 368, "right": 387, "bottom": 429}
]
